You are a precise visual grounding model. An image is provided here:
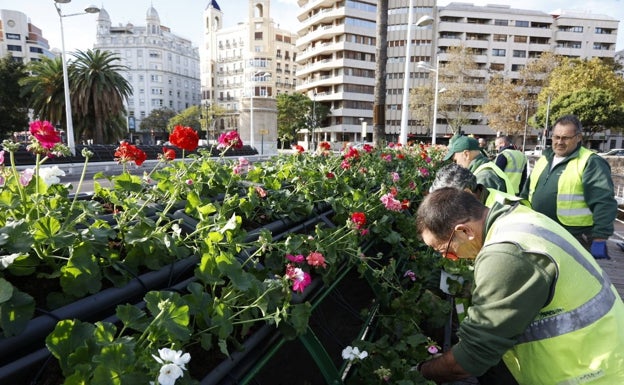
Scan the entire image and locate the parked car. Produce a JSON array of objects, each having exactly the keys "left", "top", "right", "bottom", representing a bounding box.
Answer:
[
  {"left": 524, "top": 145, "right": 547, "bottom": 157},
  {"left": 599, "top": 148, "right": 624, "bottom": 157}
]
